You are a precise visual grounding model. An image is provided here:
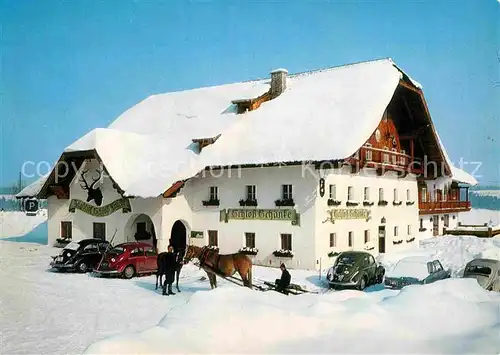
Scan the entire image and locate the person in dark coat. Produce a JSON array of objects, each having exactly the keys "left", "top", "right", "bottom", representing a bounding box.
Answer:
[
  {"left": 275, "top": 263, "right": 291, "bottom": 294},
  {"left": 162, "top": 245, "right": 177, "bottom": 296}
]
